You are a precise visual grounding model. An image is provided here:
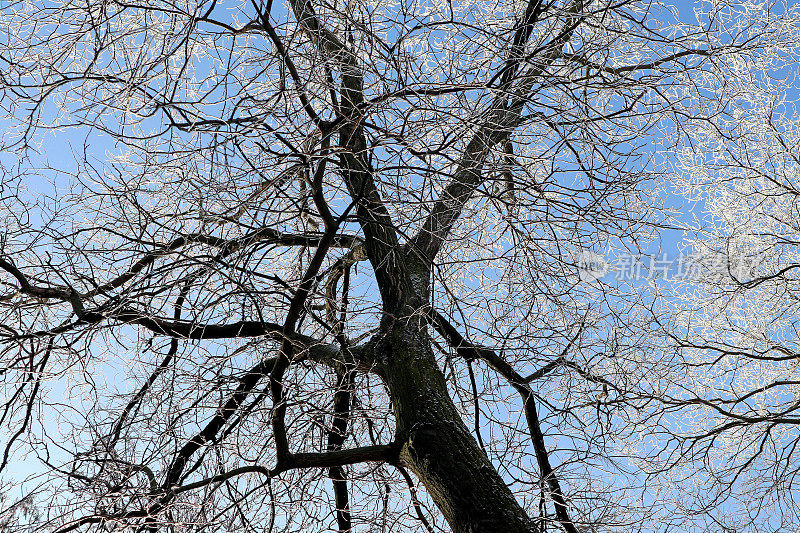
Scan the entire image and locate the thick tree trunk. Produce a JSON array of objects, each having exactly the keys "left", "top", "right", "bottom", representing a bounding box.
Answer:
[{"left": 378, "top": 321, "right": 536, "bottom": 533}]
